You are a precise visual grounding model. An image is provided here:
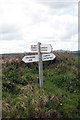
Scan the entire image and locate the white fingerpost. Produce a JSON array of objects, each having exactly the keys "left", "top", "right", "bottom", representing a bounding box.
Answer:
[
  {"left": 22, "top": 42, "right": 56, "bottom": 88},
  {"left": 38, "top": 42, "right": 43, "bottom": 88}
]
